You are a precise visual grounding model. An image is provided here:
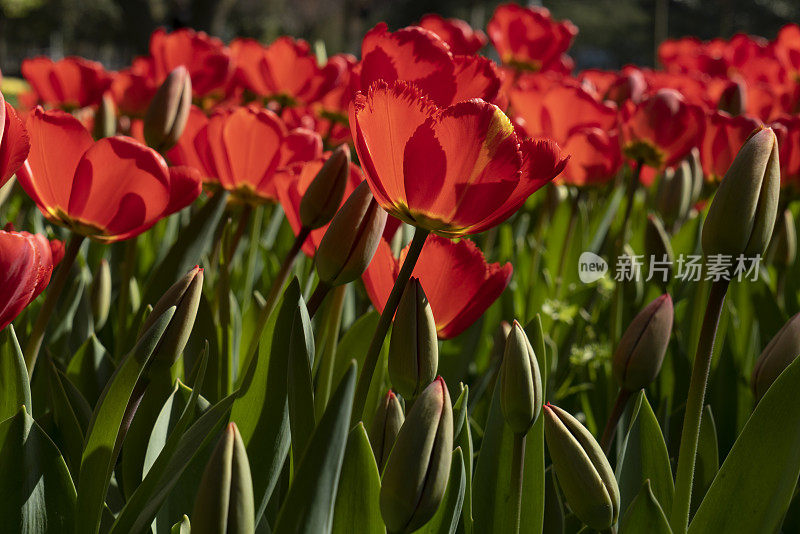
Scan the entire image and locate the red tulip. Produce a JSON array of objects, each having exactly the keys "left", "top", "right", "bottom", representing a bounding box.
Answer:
[
  {"left": 775, "top": 24, "right": 800, "bottom": 80},
  {"left": 487, "top": 3, "right": 577, "bottom": 73},
  {"left": 110, "top": 59, "right": 159, "bottom": 117},
  {"left": 194, "top": 106, "right": 322, "bottom": 202},
  {"left": 0, "top": 228, "right": 62, "bottom": 331},
  {"left": 21, "top": 56, "right": 113, "bottom": 110},
  {"left": 0, "top": 93, "right": 30, "bottom": 188},
  {"left": 166, "top": 105, "right": 209, "bottom": 178},
  {"left": 418, "top": 14, "right": 488, "bottom": 55},
  {"left": 773, "top": 115, "right": 800, "bottom": 187},
  {"left": 148, "top": 28, "right": 233, "bottom": 97},
  {"left": 620, "top": 89, "right": 705, "bottom": 169},
  {"left": 17, "top": 107, "right": 202, "bottom": 243},
  {"left": 559, "top": 127, "right": 623, "bottom": 186},
  {"left": 700, "top": 111, "right": 761, "bottom": 181},
  {"left": 363, "top": 234, "right": 512, "bottom": 339},
  {"left": 350, "top": 80, "right": 567, "bottom": 237}
]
